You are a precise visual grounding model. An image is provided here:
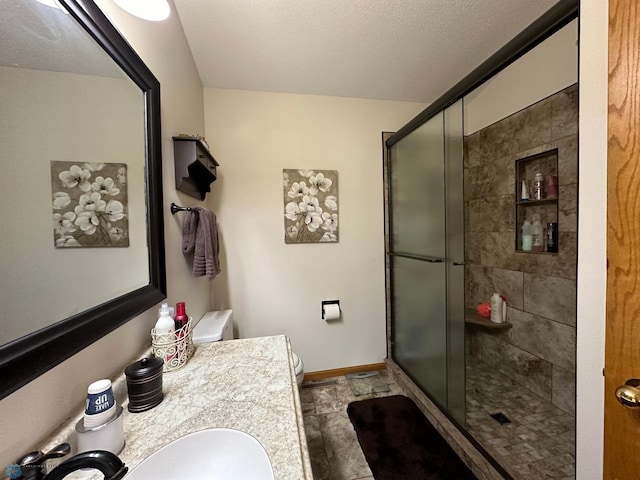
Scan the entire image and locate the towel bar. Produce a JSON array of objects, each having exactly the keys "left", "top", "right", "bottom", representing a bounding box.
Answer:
[{"left": 170, "top": 202, "right": 196, "bottom": 215}]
